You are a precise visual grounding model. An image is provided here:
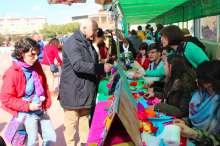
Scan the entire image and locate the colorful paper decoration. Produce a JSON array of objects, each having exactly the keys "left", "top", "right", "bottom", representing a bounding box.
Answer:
[
  {"left": 138, "top": 91, "right": 145, "bottom": 96},
  {"left": 152, "top": 97, "right": 161, "bottom": 105},
  {"left": 47, "top": 0, "right": 86, "bottom": 5},
  {"left": 130, "top": 82, "right": 137, "bottom": 86},
  {"left": 95, "top": 0, "right": 112, "bottom": 5},
  {"left": 107, "top": 84, "right": 112, "bottom": 89},
  {"left": 138, "top": 111, "right": 149, "bottom": 120},
  {"left": 144, "top": 109, "right": 156, "bottom": 117},
  {"left": 137, "top": 102, "right": 145, "bottom": 112},
  {"left": 140, "top": 119, "right": 158, "bottom": 133},
  {"left": 137, "top": 97, "right": 149, "bottom": 109}
]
